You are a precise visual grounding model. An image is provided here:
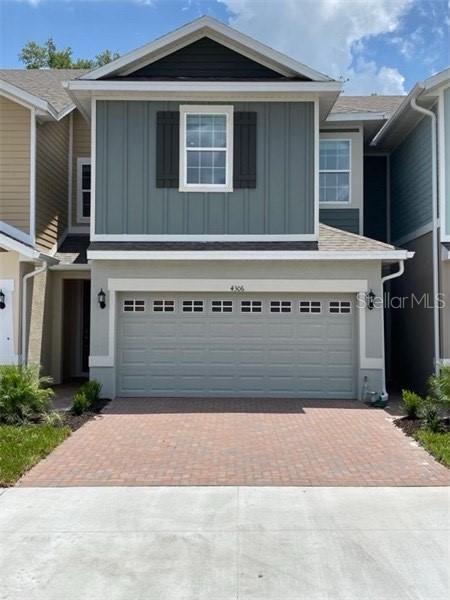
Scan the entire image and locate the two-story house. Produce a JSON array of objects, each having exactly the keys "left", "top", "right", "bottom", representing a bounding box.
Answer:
[
  {"left": 370, "top": 68, "right": 450, "bottom": 392},
  {"left": 0, "top": 69, "right": 91, "bottom": 380},
  {"left": 61, "top": 17, "right": 409, "bottom": 399}
]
